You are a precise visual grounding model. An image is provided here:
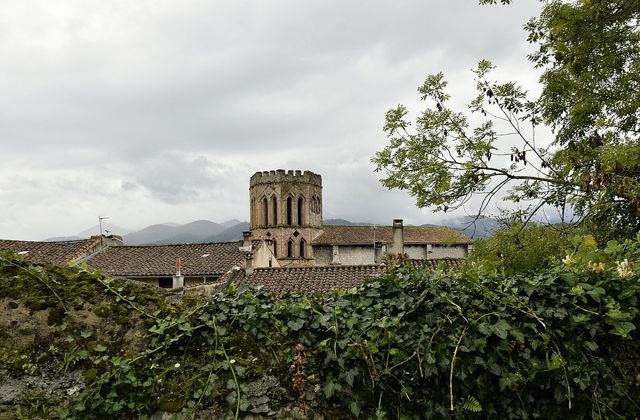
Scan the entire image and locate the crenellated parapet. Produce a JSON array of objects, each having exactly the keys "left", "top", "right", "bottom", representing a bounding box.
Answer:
[{"left": 250, "top": 170, "right": 322, "bottom": 187}]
